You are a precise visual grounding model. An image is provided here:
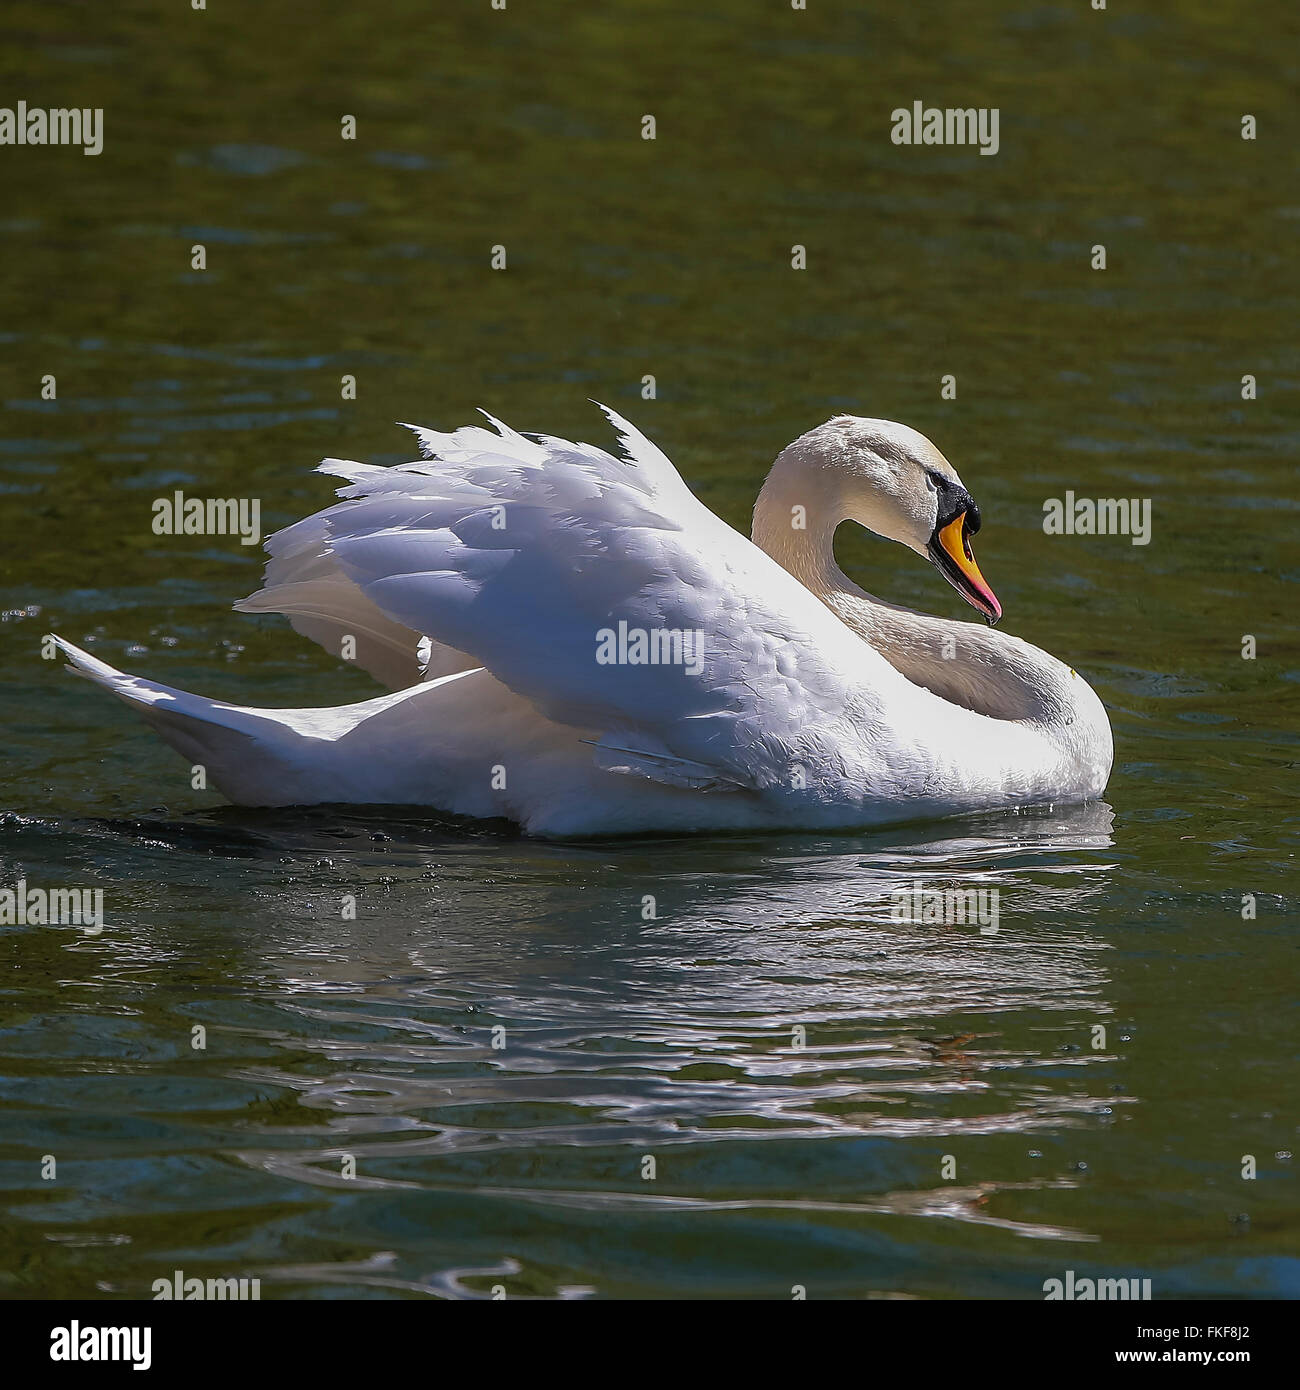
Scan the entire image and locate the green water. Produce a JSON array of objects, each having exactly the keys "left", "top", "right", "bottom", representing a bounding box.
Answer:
[{"left": 1, "top": 1, "right": 1296, "bottom": 1298}]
